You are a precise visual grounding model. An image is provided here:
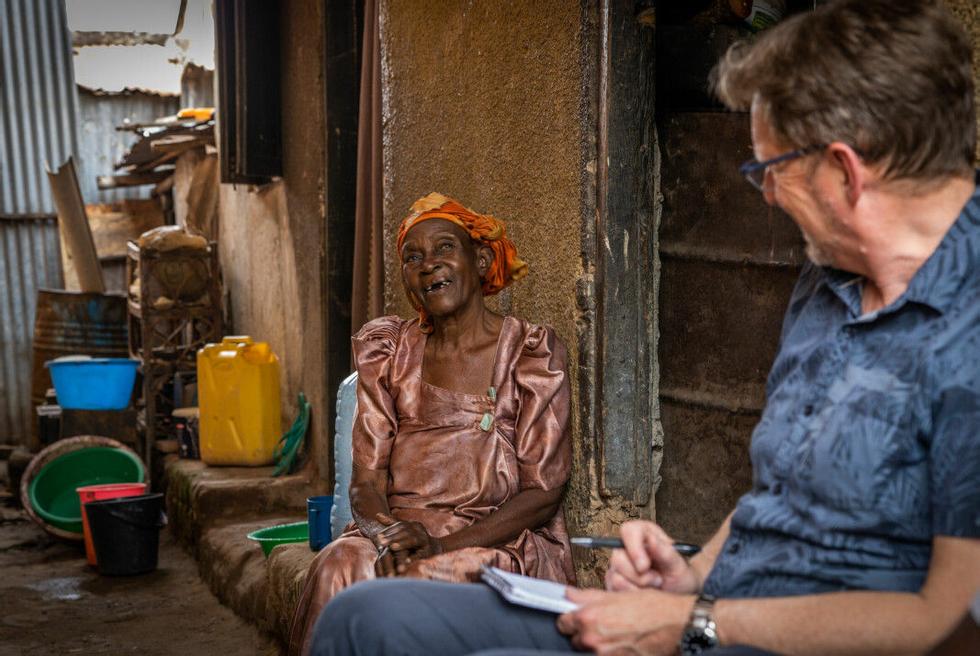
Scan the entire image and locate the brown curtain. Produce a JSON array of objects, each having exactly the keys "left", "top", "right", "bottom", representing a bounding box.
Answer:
[{"left": 350, "top": 0, "right": 384, "bottom": 334}]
